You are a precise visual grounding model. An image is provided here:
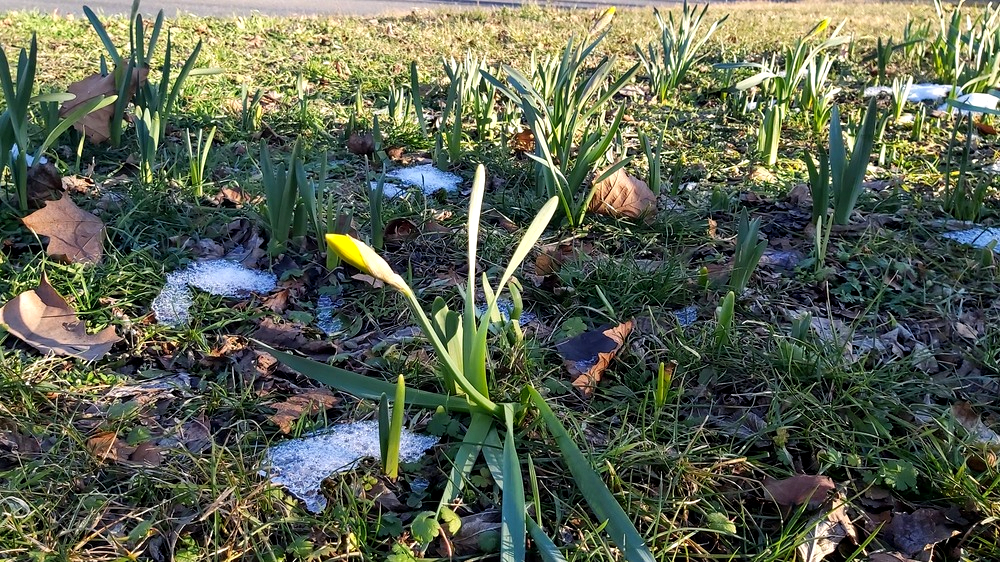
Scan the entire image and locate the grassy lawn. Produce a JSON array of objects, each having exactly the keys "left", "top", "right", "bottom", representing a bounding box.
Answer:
[{"left": 1, "top": 1, "right": 999, "bottom": 560}]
